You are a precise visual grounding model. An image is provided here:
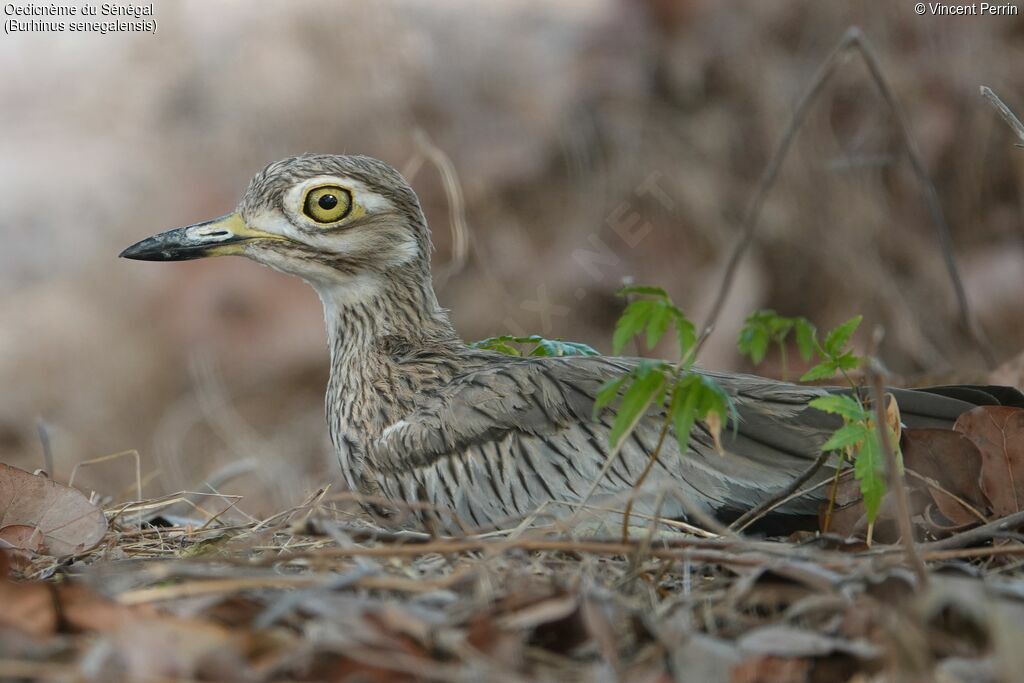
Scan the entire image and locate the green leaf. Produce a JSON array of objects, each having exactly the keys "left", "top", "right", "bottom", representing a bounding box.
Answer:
[
  {"left": 668, "top": 373, "right": 733, "bottom": 456},
  {"left": 646, "top": 302, "right": 672, "bottom": 350},
  {"left": 470, "top": 337, "right": 522, "bottom": 356},
  {"left": 473, "top": 335, "right": 598, "bottom": 358},
  {"left": 593, "top": 375, "right": 626, "bottom": 418},
  {"left": 794, "top": 319, "right": 817, "bottom": 362},
  {"left": 800, "top": 360, "right": 838, "bottom": 382},
  {"left": 808, "top": 394, "right": 868, "bottom": 421},
  {"left": 855, "top": 432, "right": 886, "bottom": 522},
  {"left": 738, "top": 324, "right": 770, "bottom": 364},
  {"left": 769, "top": 316, "right": 794, "bottom": 339},
  {"left": 821, "top": 421, "right": 869, "bottom": 451},
  {"left": 612, "top": 300, "right": 655, "bottom": 354},
  {"left": 617, "top": 285, "right": 669, "bottom": 299},
  {"left": 824, "top": 315, "right": 862, "bottom": 356},
  {"left": 670, "top": 377, "right": 700, "bottom": 455},
  {"left": 529, "top": 338, "right": 600, "bottom": 357},
  {"left": 672, "top": 310, "right": 698, "bottom": 358},
  {"left": 834, "top": 350, "right": 861, "bottom": 372},
  {"left": 608, "top": 365, "right": 666, "bottom": 448},
  {"left": 558, "top": 340, "right": 599, "bottom": 356},
  {"left": 702, "top": 378, "right": 735, "bottom": 422}
]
